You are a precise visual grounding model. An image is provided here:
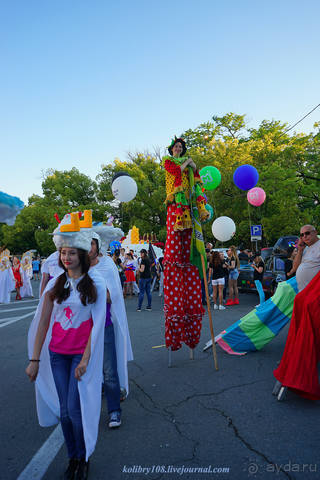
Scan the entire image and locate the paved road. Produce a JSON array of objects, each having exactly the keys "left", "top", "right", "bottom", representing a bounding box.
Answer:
[{"left": 1, "top": 283, "right": 319, "bottom": 480}]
